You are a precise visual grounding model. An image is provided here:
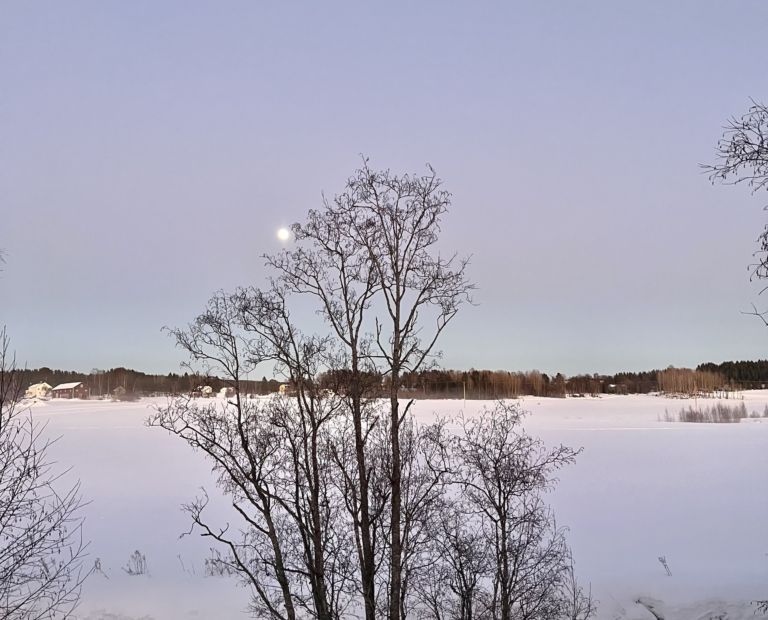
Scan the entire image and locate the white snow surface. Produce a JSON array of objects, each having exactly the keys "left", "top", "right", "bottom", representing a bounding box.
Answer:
[
  {"left": 52, "top": 381, "right": 85, "bottom": 390},
  {"left": 31, "top": 394, "right": 768, "bottom": 619}
]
